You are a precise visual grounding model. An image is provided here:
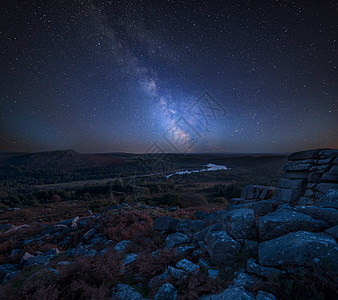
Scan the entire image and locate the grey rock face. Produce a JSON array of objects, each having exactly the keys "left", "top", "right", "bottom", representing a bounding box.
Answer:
[
  {"left": 241, "top": 185, "right": 265, "bottom": 200},
  {"left": 176, "top": 220, "right": 191, "bottom": 232},
  {"left": 319, "top": 149, "right": 338, "bottom": 158},
  {"left": 0, "top": 264, "right": 18, "bottom": 281},
  {"left": 284, "top": 162, "right": 312, "bottom": 172},
  {"left": 272, "top": 188, "right": 302, "bottom": 203},
  {"left": 154, "top": 283, "right": 177, "bottom": 300},
  {"left": 165, "top": 233, "right": 190, "bottom": 249},
  {"left": 176, "top": 258, "right": 200, "bottom": 274},
  {"left": 230, "top": 272, "right": 254, "bottom": 289},
  {"left": 2, "top": 271, "right": 19, "bottom": 284},
  {"left": 229, "top": 198, "right": 248, "bottom": 205},
  {"left": 291, "top": 206, "right": 338, "bottom": 225},
  {"left": 122, "top": 253, "right": 139, "bottom": 266},
  {"left": 193, "top": 223, "right": 225, "bottom": 242},
  {"left": 198, "top": 258, "right": 211, "bottom": 269},
  {"left": 167, "top": 266, "right": 186, "bottom": 280},
  {"left": 243, "top": 240, "right": 258, "bottom": 257},
  {"left": 316, "top": 189, "right": 338, "bottom": 208},
  {"left": 112, "top": 283, "right": 146, "bottom": 300},
  {"left": 246, "top": 258, "right": 285, "bottom": 278},
  {"left": 205, "top": 230, "right": 241, "bottom": 264},
  {"left": 82, "top": 228, "right": 96, "bottom": 241},
  {"left": 20, "top": 252, "right": 33, "bottom": 266},
  {"left": 316, "top": 183, "right": 338, "bottom": 195},
  {"left": 24, "top": 254, "right": 52, "bottom": 267},
  {"left": 148, "top": 270, "right": 169, "bottom": 290},
  {"left": 199, "top": 286, "right": 255, "bottom": 300},
  {"left": 176, "top": 219, "right": 207, "bottom": 233},
  {"left": 278, "top": 178, "right": 306, "bottom": 189},
  {"left": 66, "top": 245, "right": 96, "bottom": 257},
  {"left": 228, "top": 201, "right": 275, "bottom": 216},
  {"left": 189, "top": 220, "right": 208, "bottom": 232},
  {"left": 175, "top": 244, "right": 195, "bottom": 254},
  {"left": 258, "top": 231, "right": 338, "bottom": 268},
  {"left": 258, "top": 210, "right": 328, "bottom": 241},
  {"left": 208, "top": 269, "right": 219, "bottom": 279},
  {"left": 259, "top": 186, "right": 276, "bottom": 200},
  {"left": 256, "top": 291, "right": 277, "bottom": 300},
  {"left": 114, "top": 240, "right": 132, "bottom": 253},
  {"left": 225, "top": 209, "right": 256, "bottom": 240},
  {"left": 325, "top": 225, "right": 338, "bottom": 239},
  {"left": 282, "top": 171, "right": 310, "bottom": 179},
  {"left": 288, "top": 149, "right": 320, "bottom": 161},
  {"left": 153, "top": 216, "right": 179, "bottom": 232}
]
